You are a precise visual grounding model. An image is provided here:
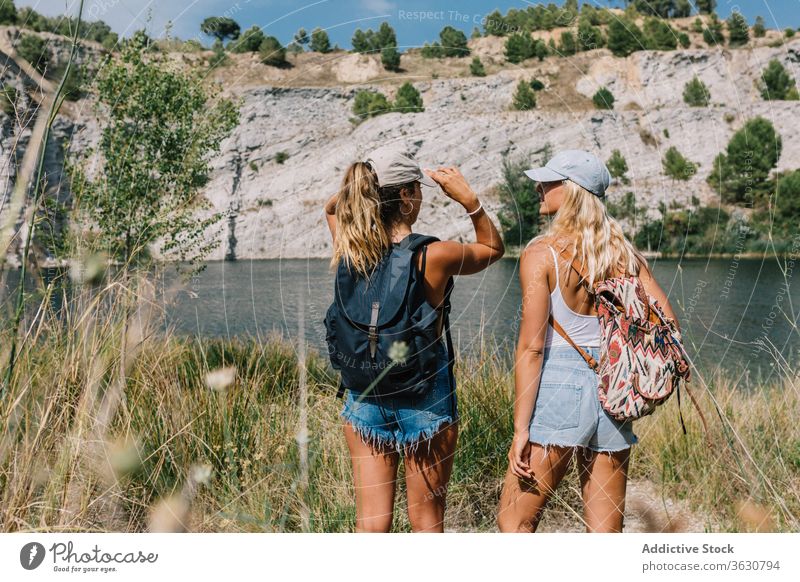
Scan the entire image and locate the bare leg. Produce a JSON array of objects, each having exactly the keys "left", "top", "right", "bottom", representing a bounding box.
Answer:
[
  {"left": 343, "top": 422, "right": 400, "bottom": 532},
  {"left": 497, "top": 444, "right": 574, "bottom": 532},
  {"left": 404, "top": 423, "right": 458, "bottom": 532},
  {"left": 576, "top": 447, "right": 631, "bottom": 533}
]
